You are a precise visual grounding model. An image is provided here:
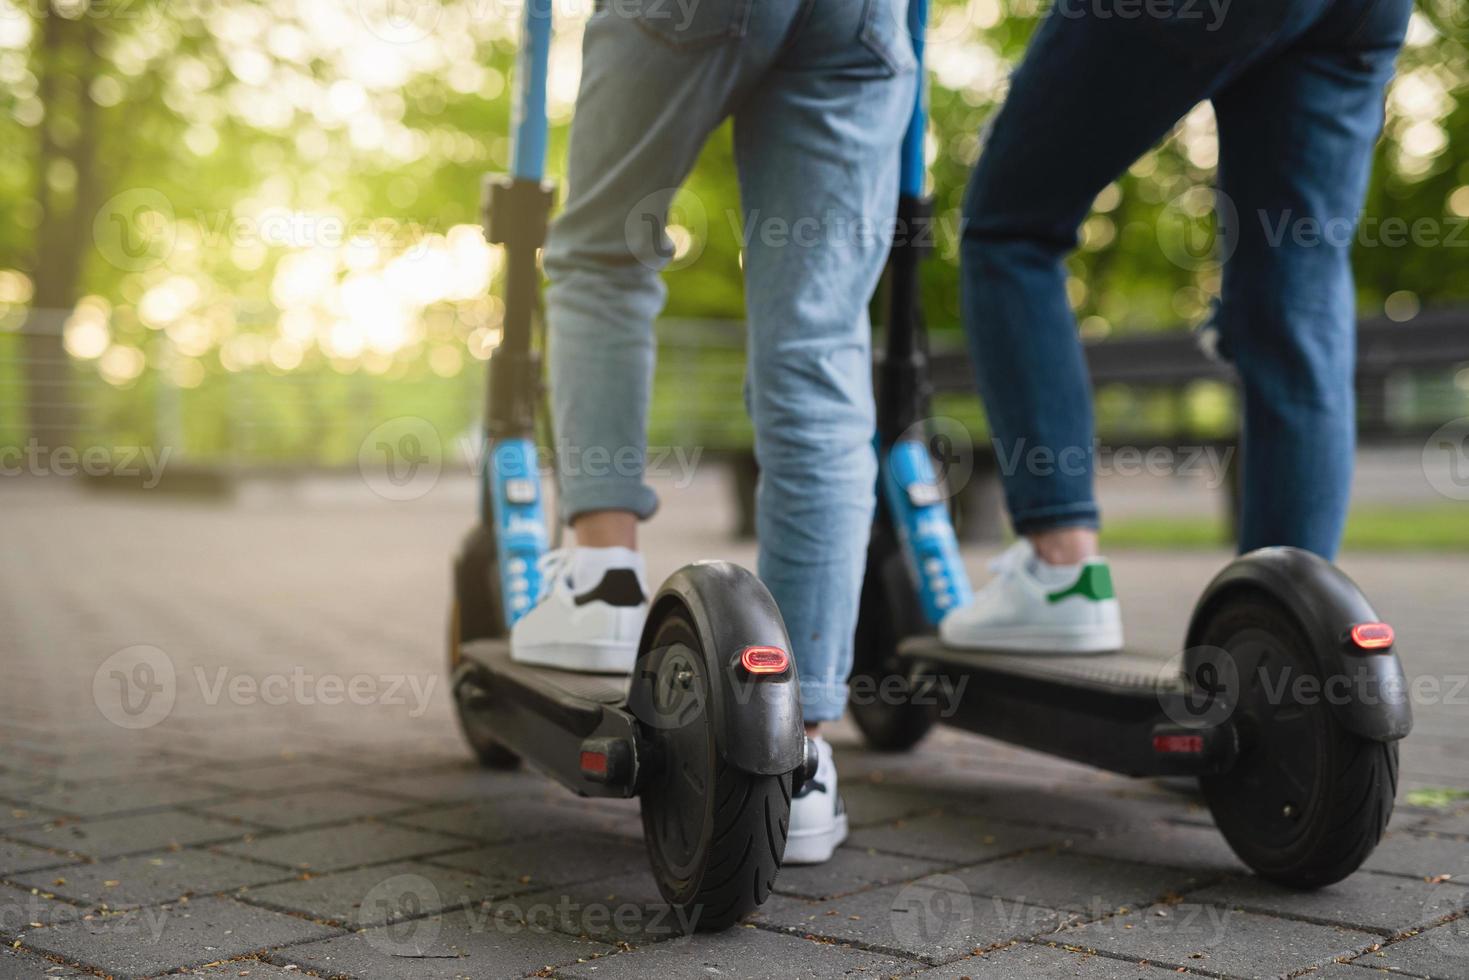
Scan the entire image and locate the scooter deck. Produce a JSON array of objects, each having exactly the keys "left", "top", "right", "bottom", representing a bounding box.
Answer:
[
  {"left": 898, "top": 639, "right": 1189, "bottom": 696},
  {"left": 462, "top": 639, "right": 630, "bottom": 705},
  {"left": 898, "top": 636, "right": 1226, "bottom": 777}
]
